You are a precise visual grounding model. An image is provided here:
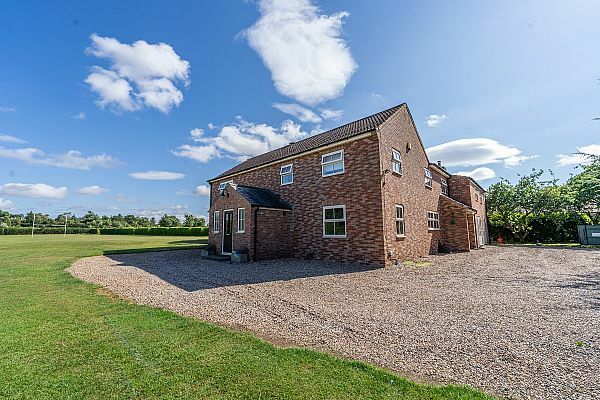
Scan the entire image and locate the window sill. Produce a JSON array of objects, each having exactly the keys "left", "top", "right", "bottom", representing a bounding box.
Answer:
[
  {"left": 322, "top": 171, "right": 345, "bottom": 177},
  {"left": 323, "top": 235, "right": 347, "bottom": 239},
  {"left": 237, "top": 231, "right": 245, "bottom": 234},
  {"left": 424, "top": 185, "right": 432, "bottom": 189},
  {"left": 396, "top": 234, "right": 406, "bottom": 239},
  {"left": 391, "top": 171, "right": 402, "bottom": 177},
  {"left": 280, "top": 181, "right": 293, "bottom": 186},
  {"left": 428, "top": 228, "right": 441, "bottom": 231}
]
